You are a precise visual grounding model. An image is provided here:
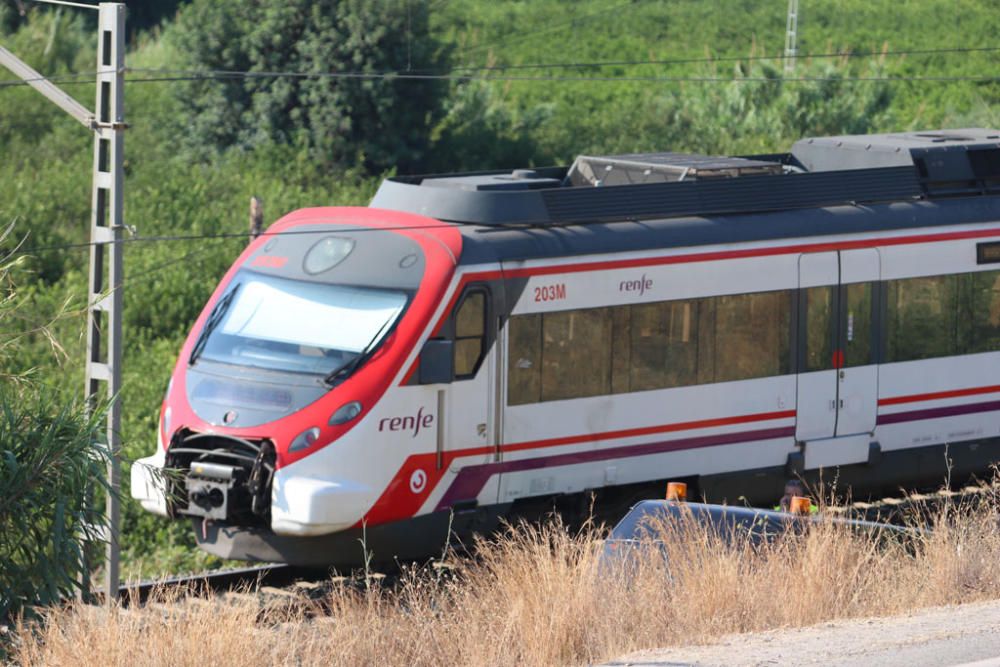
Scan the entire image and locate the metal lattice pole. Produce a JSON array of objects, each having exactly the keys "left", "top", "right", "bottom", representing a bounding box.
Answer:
[
  {"left": 784, "top": 0, "right": 799, "bottom": 75},
  {"left": 83, "top": 2, "right": 125, "bottom": 603},
  {"left": 1, "top": 1, "right": 125, "bottom": 605}
]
